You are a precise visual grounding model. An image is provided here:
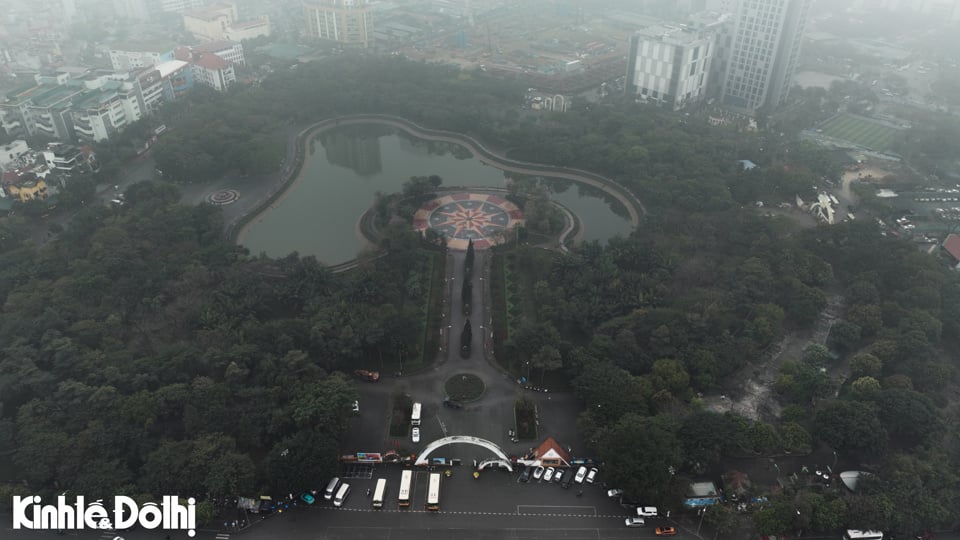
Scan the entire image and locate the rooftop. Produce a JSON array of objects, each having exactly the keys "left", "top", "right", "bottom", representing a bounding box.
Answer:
[
  {"left": 72, "top": 89, "right": 120, "bottom": 110},
  {"left": 194, "top": 53, "right": 230, "bottom": 70},
  {"left": 192, "top": 40, "right": 240, "bottom": 53},
  {"left": 156, "top": 60, "right": 190, "bottom": 79},
  {"left": 110, "top": 40, "right": 177, "bottom": 53},
  {"left": 944, "top": 234, "right": 960, "bottom": 262},
  {"left": 184, "top": 3, "right": 234, "bottom": 22},
  {"left": 230, "top": 17, "right": 269, "bottom": 29},
  {"left": 636, "top": 24, "right": 708, "bottom": 46}
]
